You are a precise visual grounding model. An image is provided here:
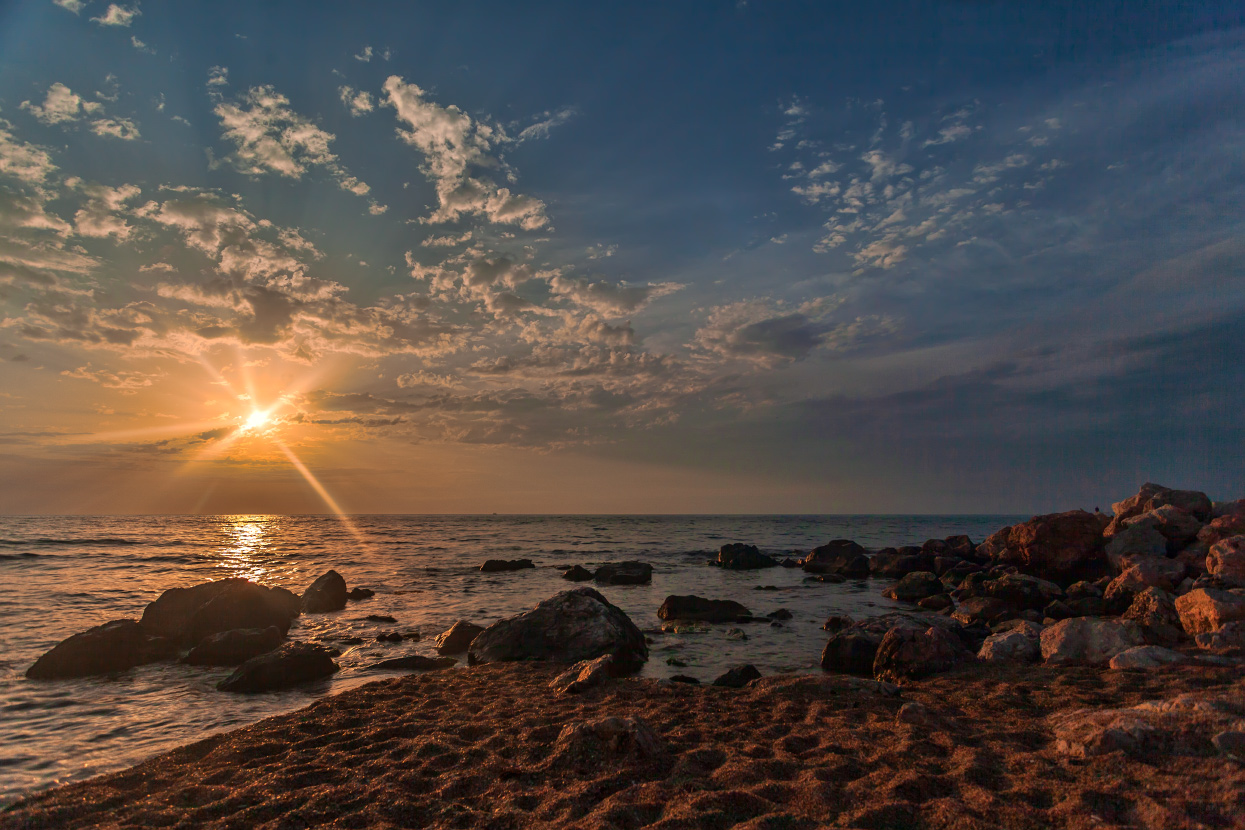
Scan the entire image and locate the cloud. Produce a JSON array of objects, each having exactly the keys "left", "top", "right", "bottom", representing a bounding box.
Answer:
[
  {"left": 338, "top": 86, "right": 375, "bottom": 116},
  {"left": 382, "top": 75, "right": 549, "bottom": 229},
  {"left": 72, "top": 183, "right": 142, "bottom": 238},
  {"left": 91, "top": 3, "right": 139, "bottom": 26},
  {"left": 0, "top": 124, "right": 57, "bottom": 183},
  {"left": 53, "top": 0, "right": 86, "bottom": 12},
  {"left": 89, "top": 117, "right": 140, "bottom": 140},
  {"left": 691, "top": 298, "right": 893, "bottom": 367},
  {"left": 547, "top": 274, "right": 682, "bottom": 316},
  {"left": 0, "top": 189, "right": 70, "bottom": 234},
  {"left": 213, "top": 85, "right": 372, "bottom": 197},
  {"left": 353, "top": 46, "right": 390, "bottom": 63},
  {"left": 517, "top": 107, "right": 577, "bottom": 141},
  {"left": 21, "top": 83, "right": 102, "bottom": 125},
  {"left": 62, "top": 363, "right": 160, "bottom": 391}
]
